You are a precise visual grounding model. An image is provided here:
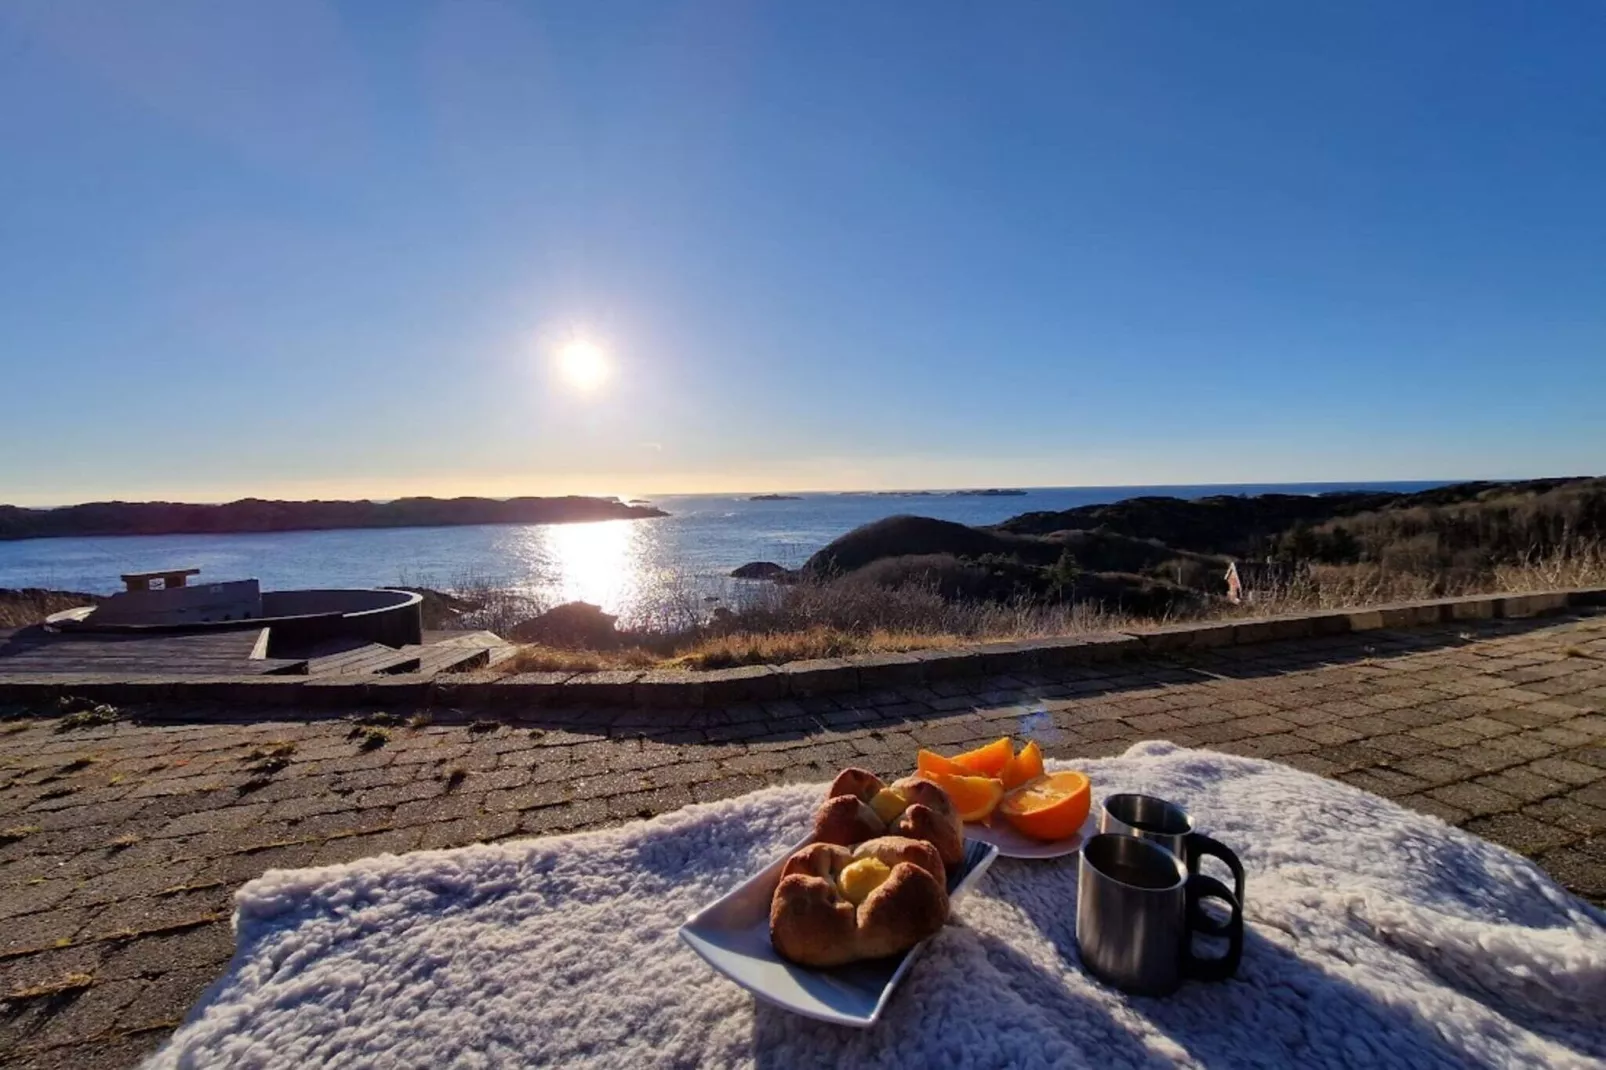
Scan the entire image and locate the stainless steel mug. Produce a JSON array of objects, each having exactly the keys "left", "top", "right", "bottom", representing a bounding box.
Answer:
[
  {"left": 1100, "top": 793, "right": 1246, "bottom": 907},
  {"left": 1076, "top": 832, "right": 1244, "bottom": 996}
]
